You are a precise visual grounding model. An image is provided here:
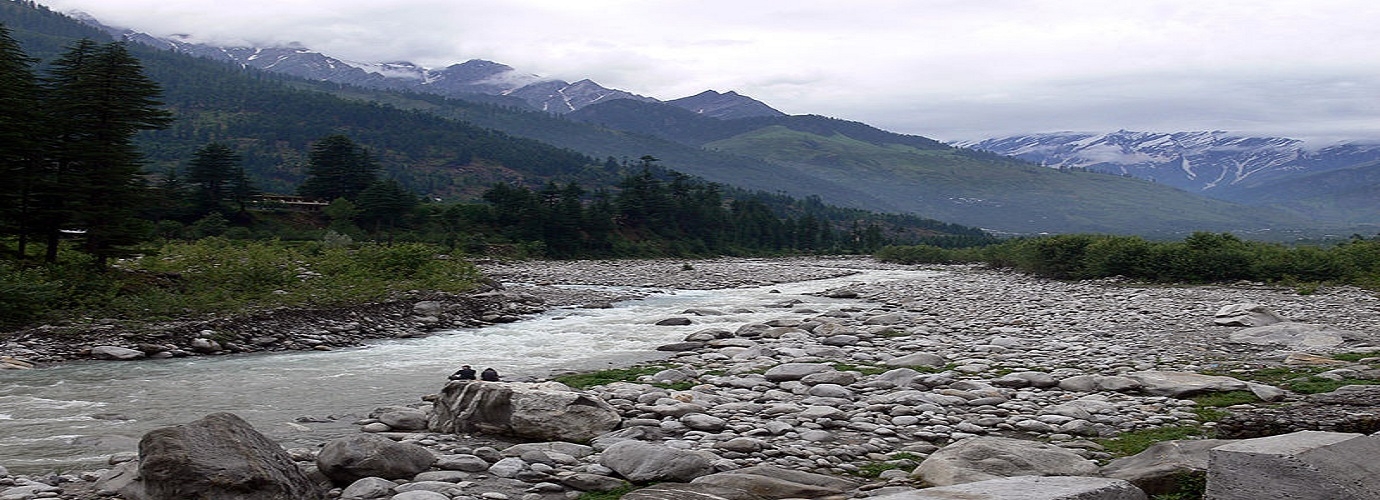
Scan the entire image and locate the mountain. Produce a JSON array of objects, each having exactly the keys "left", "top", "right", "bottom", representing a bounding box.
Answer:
[
  {"left": 20, "top": 3, "right": 1356, "bottom": 237},
  {"left": 960, "top": 131, "right": 1380, "bottom": 225},
  {"left": 84, "top": 18, "right": 788, "bottom": 120},
  {"left": 959, "top": 131, "right": 1380, "bottom": 197}
]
